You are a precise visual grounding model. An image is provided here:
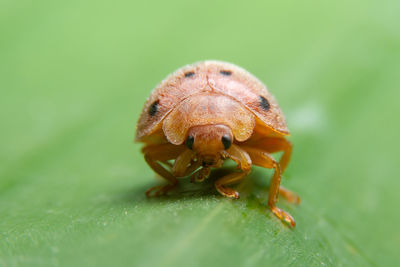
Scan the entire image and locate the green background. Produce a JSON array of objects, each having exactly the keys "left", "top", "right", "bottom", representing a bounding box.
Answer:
[{"left": 1, "top": 0, "right": 399, "bottom": 266}]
